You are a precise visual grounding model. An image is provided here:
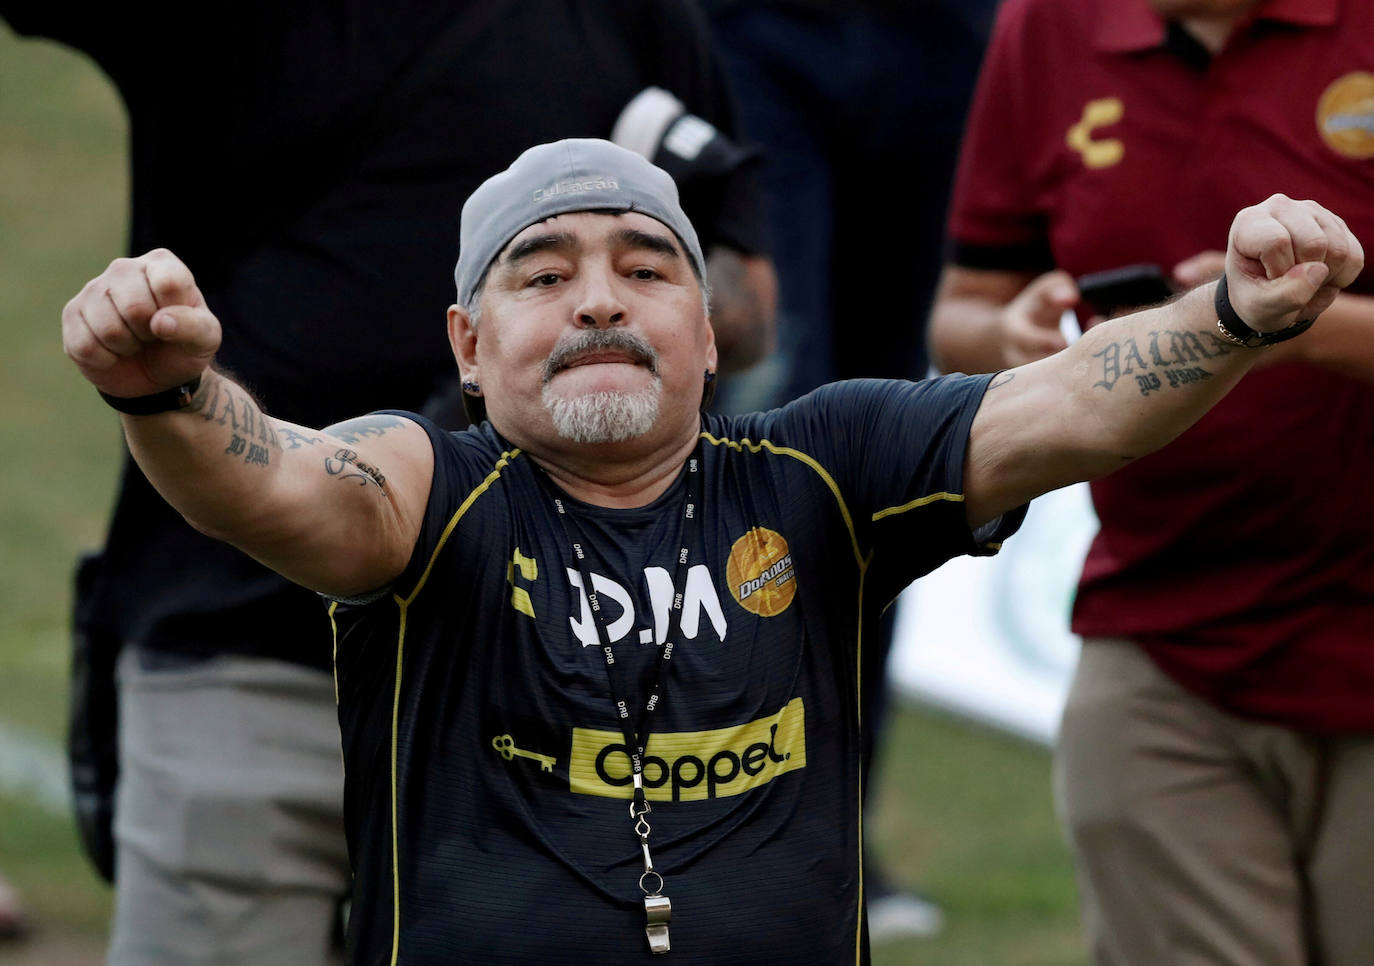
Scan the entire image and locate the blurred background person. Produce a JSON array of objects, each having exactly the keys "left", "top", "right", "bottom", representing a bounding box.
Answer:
[
  {"left": 703, "top": 0, "right": 1001, "bottom": 941},
  {"left": 0, "top": 2, "right": 773, "bottom": 962},
  {"left": 928, "top": 0, "right": 1374, "bottom": 963}
]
